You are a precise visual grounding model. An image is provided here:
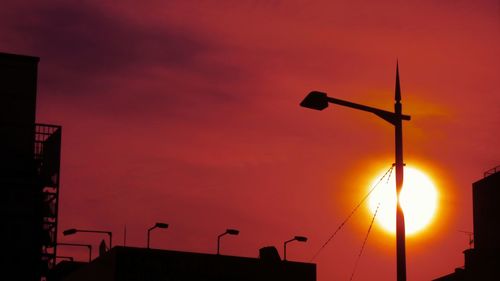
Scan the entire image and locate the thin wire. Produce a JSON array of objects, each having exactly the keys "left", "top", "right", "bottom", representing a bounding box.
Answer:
[
  {"left": 349, "top": 202, "right": 380, "bottom": 281},
  {"left": 310, "top": 165, "right": 394, "bottom": 261},
  {"left": 386, "top": 164, "right": 394, "bottom": 184}
]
